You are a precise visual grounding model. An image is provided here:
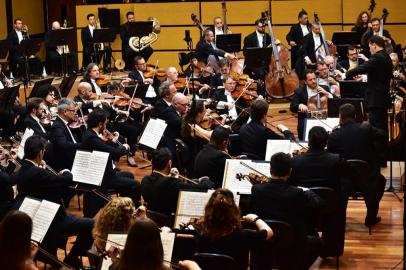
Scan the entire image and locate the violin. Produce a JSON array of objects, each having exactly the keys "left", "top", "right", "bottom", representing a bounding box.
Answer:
[
  {"left": 143, "top": 66, "right": 166, "bottom": 79},
  {"left": 231, "top": 82, "right": 259, "bottom": 101},
  {"left": 236, "top": 172, "right": 270, "bottom": 185},
  {"left": 96, "top": 75, "right": 111, "bottom": 87},
  {"left": 200, "top": 111, "right": 225, "bottom": 130},
  {"left": 174, "top": 77, "right": 188, "bottom": 90}
]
